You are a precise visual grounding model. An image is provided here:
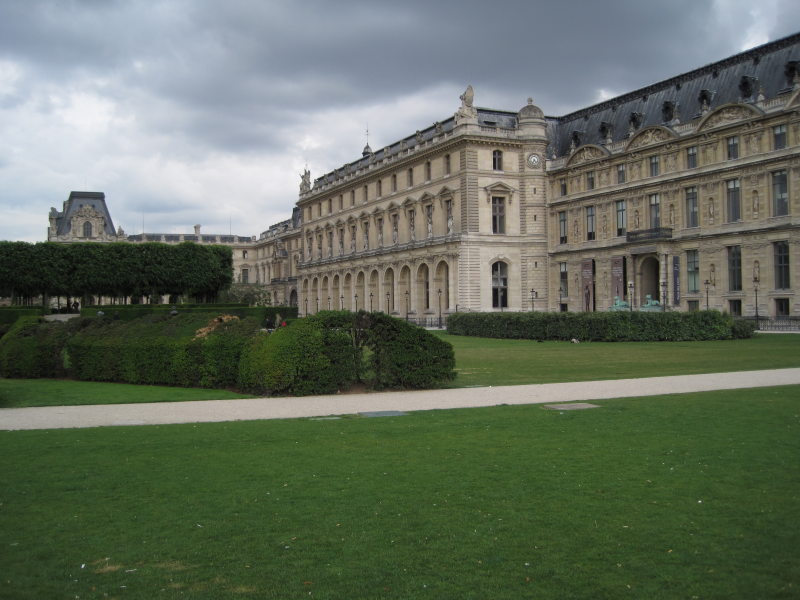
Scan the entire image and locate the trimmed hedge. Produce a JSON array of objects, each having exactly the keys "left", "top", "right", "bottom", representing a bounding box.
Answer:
[
  {"left": 446, "top": 310, "right": 748, "bottom": 341},
  {"left": 0, "top": 307, "right": 44, "bottom": 324},
  {"left": 237, "top": 319, "right": 358, "bottom": 396},
  {"left": 310, "top": 311, "right": 456, "bottom": 390},
  {"left": 79, "top": 304, "right": 298, "bottom": 326},
  {"left": 0, "top": 316, "right": 73, "bottom": 378}
]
